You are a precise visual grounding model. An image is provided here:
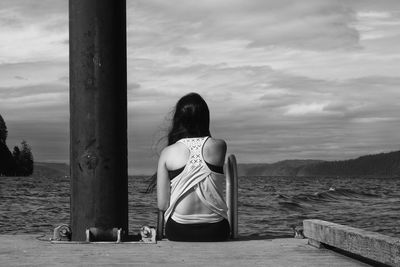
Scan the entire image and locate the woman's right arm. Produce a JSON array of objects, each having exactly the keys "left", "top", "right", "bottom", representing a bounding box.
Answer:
[{"left": 157, "top": 148, "right": 170, "bottom": 211}]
